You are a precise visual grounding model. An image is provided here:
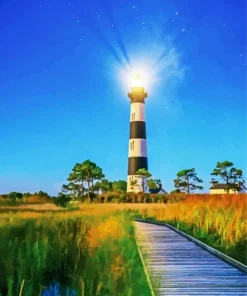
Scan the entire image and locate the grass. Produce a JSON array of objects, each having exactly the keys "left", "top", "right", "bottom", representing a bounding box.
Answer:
[
  {"left": 0, "top": 210, "right": 152, "bottom": 296},
  {"left": 0, "top": 203, "right": 65, "bottom": 212},
  {"left": 132, "top": 194, "right": 247, "bottom": 265},
  {"left": 0, "top": 194, "right": 246, "bottom": 295}
]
